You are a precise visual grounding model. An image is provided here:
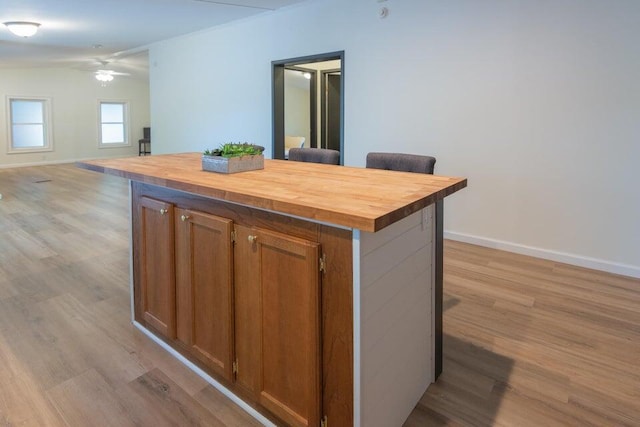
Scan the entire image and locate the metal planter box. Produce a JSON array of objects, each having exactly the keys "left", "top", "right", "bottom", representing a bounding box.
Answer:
[{"left": 202, "top": 154, "right": 264, "bottom": 174}]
